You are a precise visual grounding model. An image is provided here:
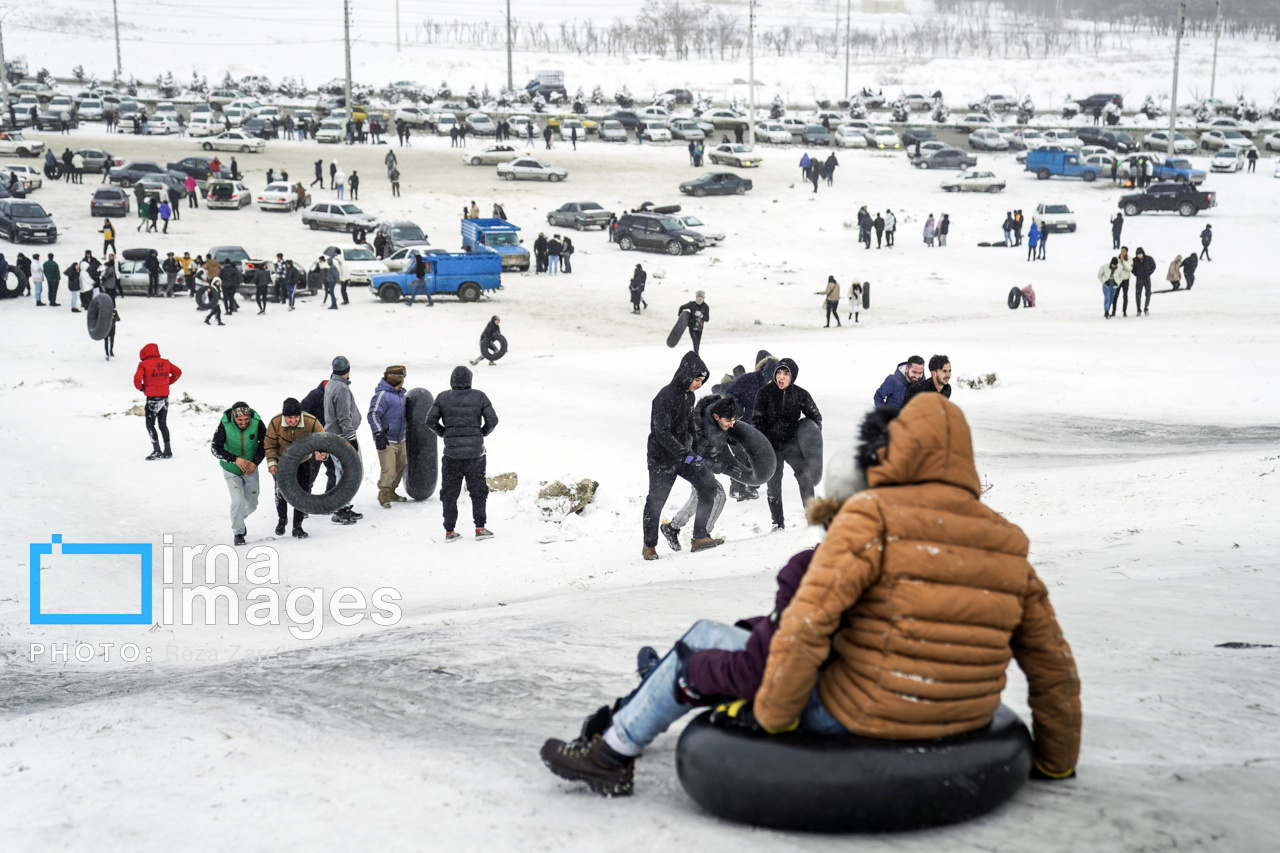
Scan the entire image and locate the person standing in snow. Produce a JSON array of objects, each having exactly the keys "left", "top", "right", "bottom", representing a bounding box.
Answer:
[
  {"left": 253, "top": 263, "right": 271, "bottom": 315},
  {"left": 323, "top": 355, "right": 364, "bottom": 525},
  {"left": 629, "top": 264, "right": 647, "bottom": 313},
  {"left": 872, "top": 355, "right": 924, "bottom": 409},
  {"left": 348, "top": 170, "right": 359, "bottom": 201},
  {"left": 678, "top": 291, "right": 710, "bottom": 353},
  {"left": 1026, "top": 221, "right": 1041, "bottom": 261},
  {"left": 323, "top": 255, "right": 340, "bottom": 310},
  {"left": 426, "top": 365, "right": 499, "bottom": 542},
  {"left": 642, "top": 351, "right": 720, "bottom": 560},
  {"left": 42, "top": 253, "right": 61, "bottom": 306},
  {"left": 211, "top": 402, "right": 266, "bottom": 545},
  {"left": 1199, "top": 225, "right": 1212, "bottom": 261},
  {"left": 847, "top": 280, "right": 863, "bottom": 323},
  {"left": 1013, "top": 210, "right": 1024, "bottom": 247},
  {"left": 133, "top": 343, "right": 181, "bottom": 460},
  {"left": 1110, "top": 213, "right": 1123, "bottom": 250},
  {"left": 823, "top": 151, "right": 837, "bottom": 186},
  {"left": 753, "top": 358, "right": 822, "bottom": 532},
  {"left": 368, "top": 365, "right": 410, "bottom": 509},
  {"left": 384, "top": 149, "right": 397, "bottom": 176},
  {"left": 334, "top": 167, "right": 346, "bottom": 200},
  {"left": 1037, "top": 223, "right": 1047, "bottom": 260},
  {"left": 938, "top": 213, "right": 950, "bottom": 247},
  {"left": 857, "top": 206, "right": 872, "bottom": 249},
  {"left": 1132, "top": 247, "right": 1156, "bottom": 315},
  {"left": 904, "top": 354, "right": 952, "bottom": 404},
  {"left": 660, "top": 394, "right": 742, "bottom": 553},
  {"left": 819, "top": 276, "right": 841, "bottom": 327},
  {"left": 1113, "top": 246, "right": 1132, "bottom": 317},
  {"left": 1002, "top": 211, "right": 1014, "bottom": 247},
  {"left": 884, "top": 209, "right": 897, "bottom": 247},
  {"left": 923, "top": 214, "right": 936, "bottom": 247},
  {"left": 533, "top": 232, "right": 548, "bottom": 274},
  {"left": 264, "top": 397, "right": 326, "bottom": 539},
  {"left": 203, "top": 277, "right": 225, "bottom": 326},
  {"left": 873, "top": 212, "right": 885, "bottom": 248}
]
